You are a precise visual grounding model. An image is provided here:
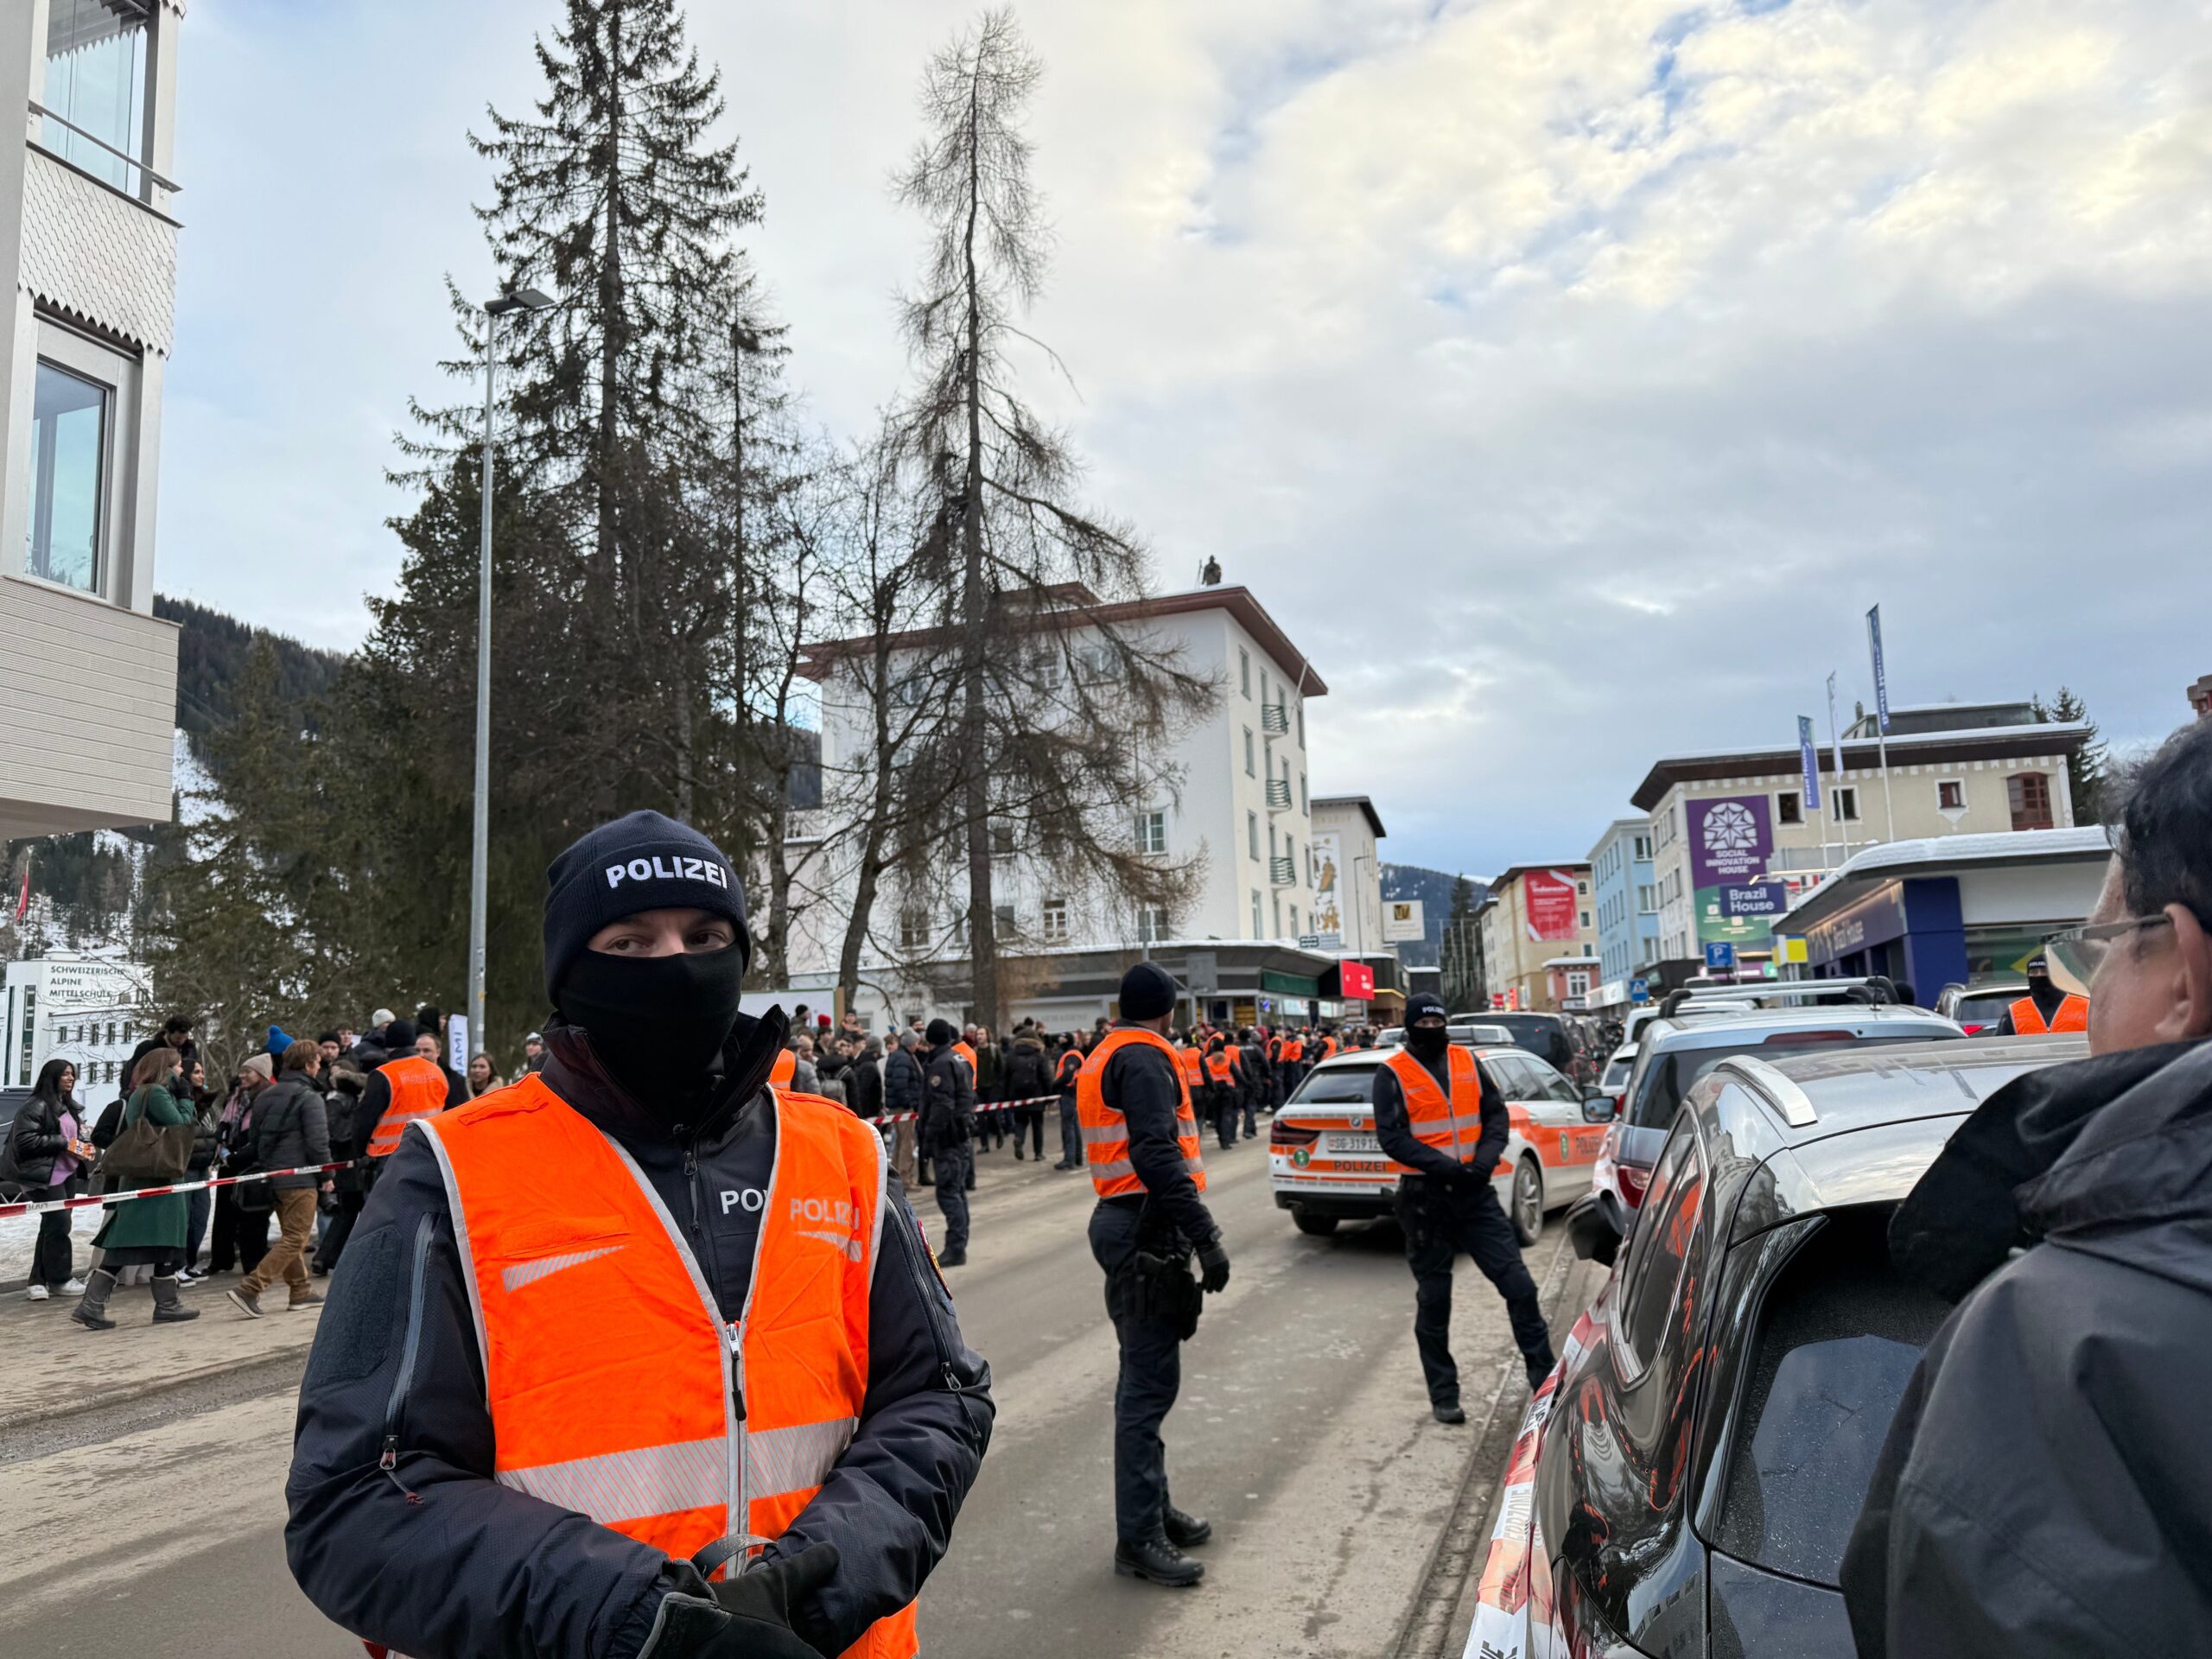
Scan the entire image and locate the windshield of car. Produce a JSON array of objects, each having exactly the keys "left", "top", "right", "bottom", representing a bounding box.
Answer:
[
  {"left": 1952, "top": 992, "right": 2019, "bottom": 1033},
  {"left": 1601, "top": 1055, "right": 1632, "bottom": 1090},
  {"left": 1287, "top": 1064, "right": 1378, "bottom": 1105},
  {"left": 1625, "top": 1031, "right": 1954, "bottom": 1131},
  {"left": 1714, "top": 1213, "right": 1951, "bottom": 1586}
]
